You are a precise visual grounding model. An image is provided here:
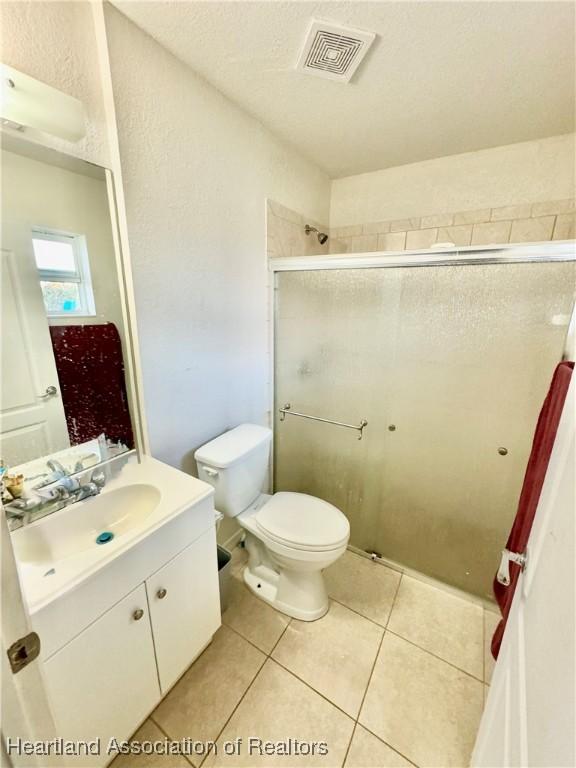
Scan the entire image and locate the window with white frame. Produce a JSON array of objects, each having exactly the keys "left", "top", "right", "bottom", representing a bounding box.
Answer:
[{"left": 32, "top": 228, "right": 96, "bottom": 317}]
